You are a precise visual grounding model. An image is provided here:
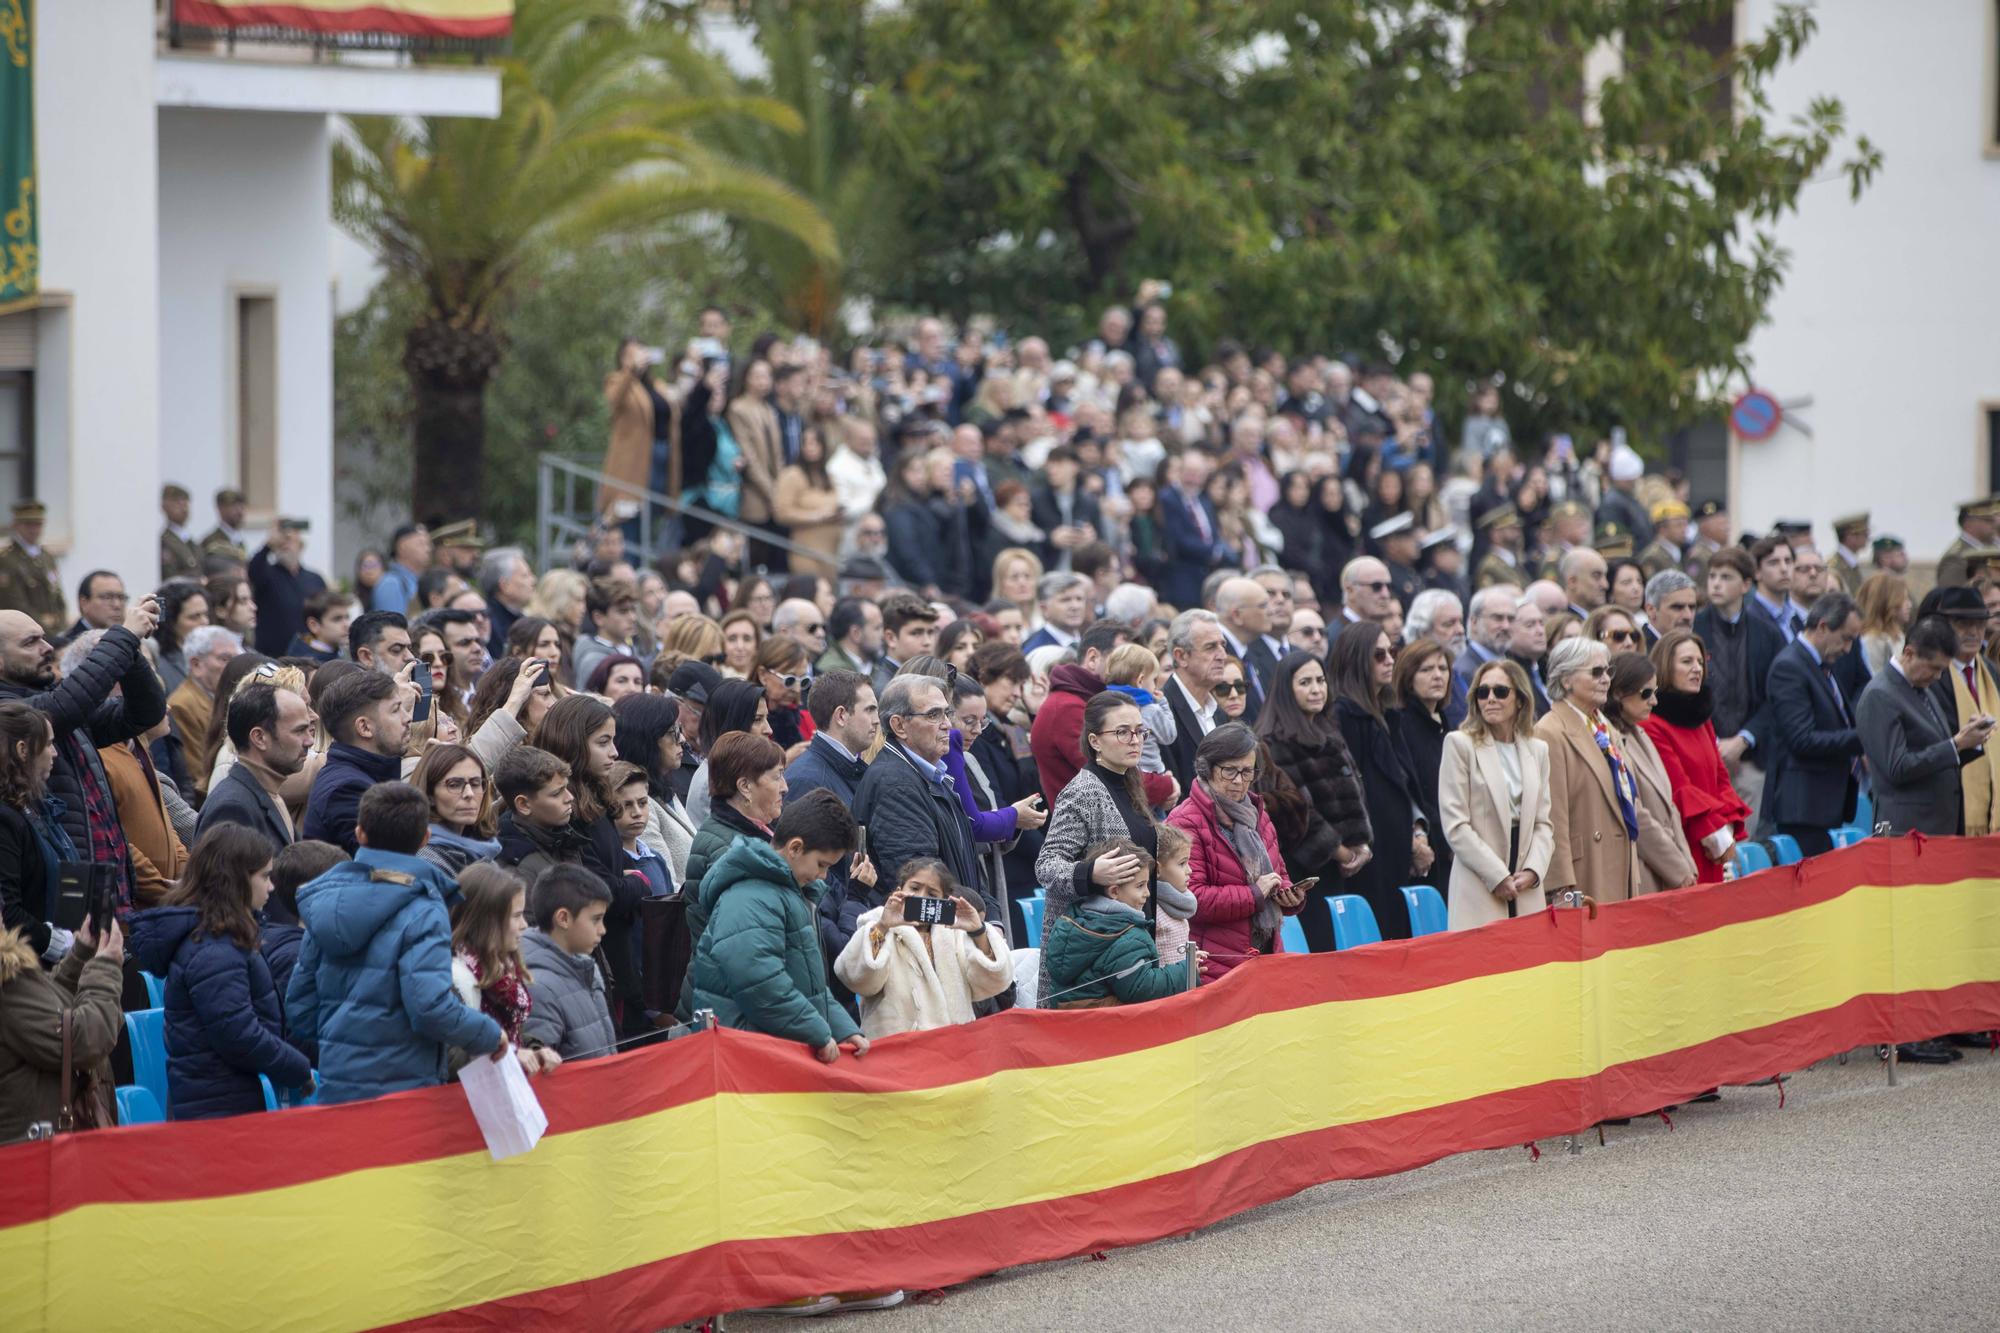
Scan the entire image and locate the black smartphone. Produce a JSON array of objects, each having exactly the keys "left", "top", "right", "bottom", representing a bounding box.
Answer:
[
  {"left": 900, "top": 896, "right": 953, "bottom": 927},
  {"left": 87, "top": 869, "right": 119, "bottom": 940},
  {"left": 854, "top": 824, "right": 868, "bottom": 862},
  {"left": 53, "top": 864, "right": 117, "bottom": 934},
  {"left": 410, "top": 665, "right": 433, "bottom": 723},
  {"left": 1291, "top": 876, "right": 1320, "bottom": 895}
]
